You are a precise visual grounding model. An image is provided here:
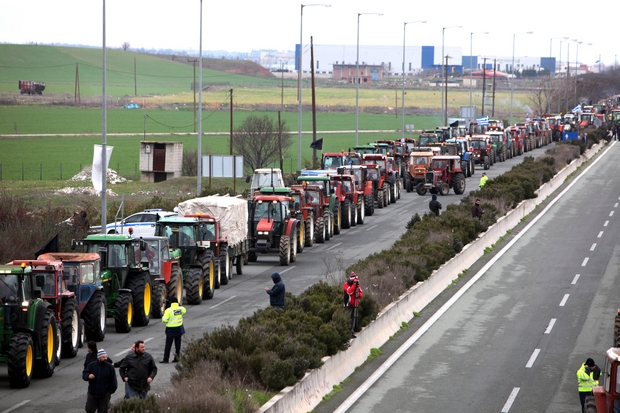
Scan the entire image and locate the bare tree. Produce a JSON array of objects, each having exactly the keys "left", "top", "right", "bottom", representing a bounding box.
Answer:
[
  {"left": 528, "top": 78, "right": 552, "bottom": 116},
  {"left": 232, "top": 115, "right": 291, "bottom": 171},
  {"left": 183, "top": 149, "right": 197, "bottom": 176},
  {"left": 122, "top": 42, "right": 130, "bottom": 51}
]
